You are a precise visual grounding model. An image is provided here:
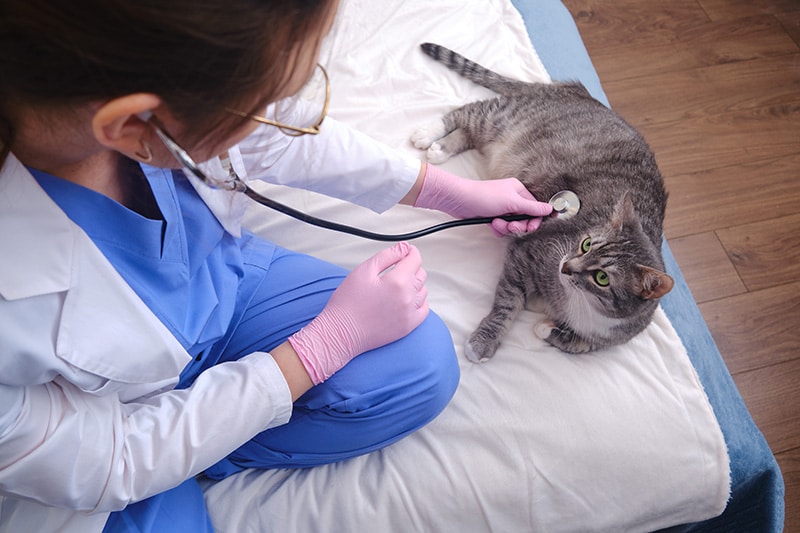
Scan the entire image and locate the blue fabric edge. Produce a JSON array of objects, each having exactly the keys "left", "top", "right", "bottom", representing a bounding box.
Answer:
[{"left": 509, "top": 0, "right": 786, "bottom": 530}]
